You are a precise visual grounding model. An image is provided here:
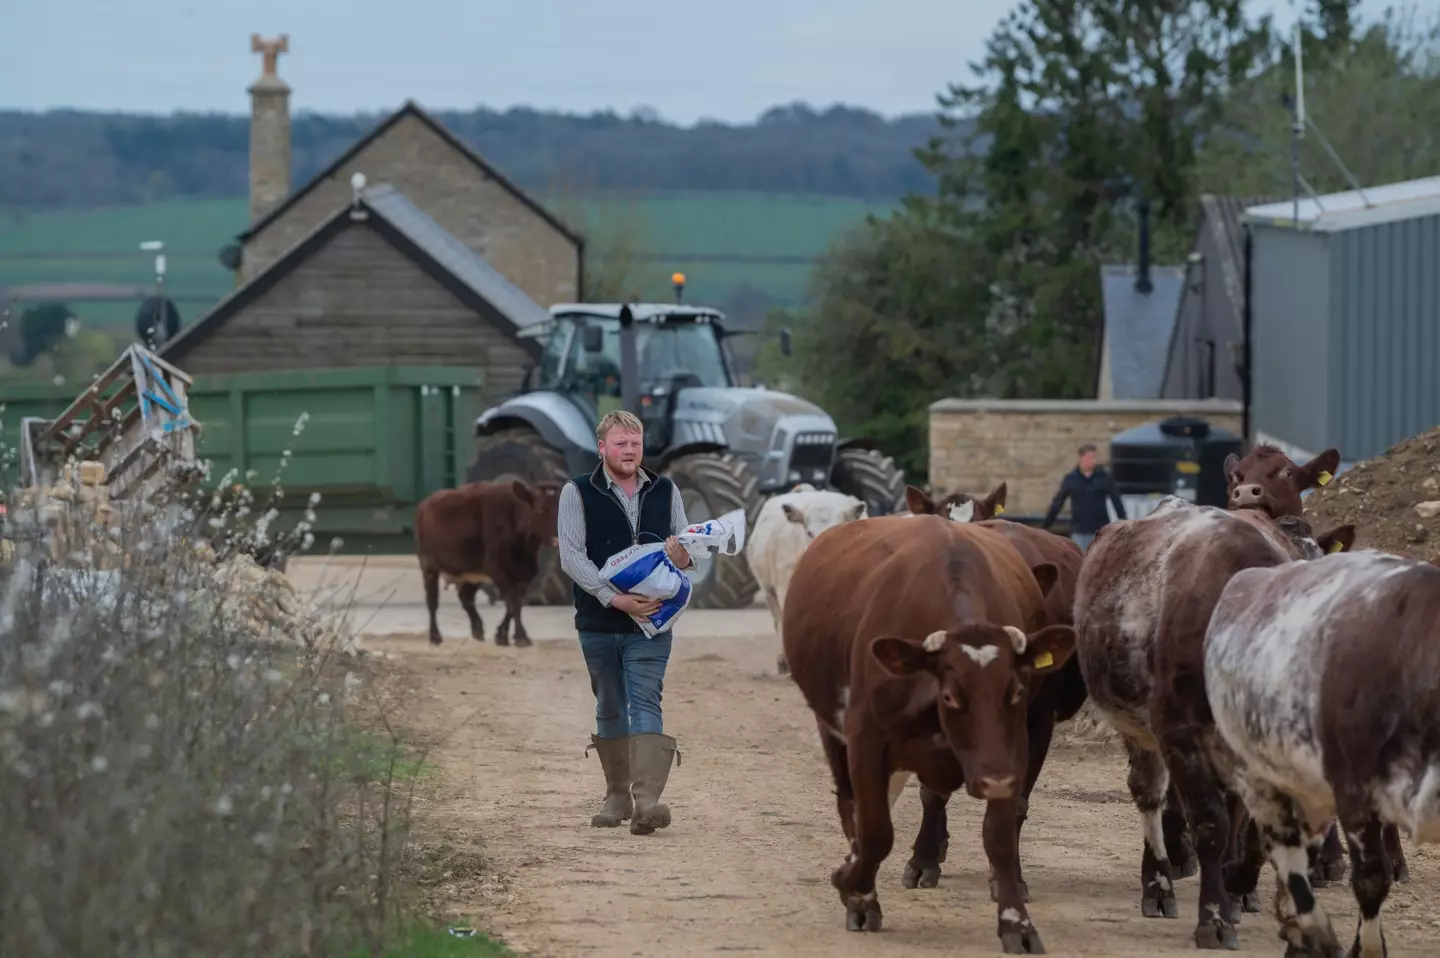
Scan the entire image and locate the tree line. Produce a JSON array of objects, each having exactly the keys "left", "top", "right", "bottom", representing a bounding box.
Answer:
[
  {"left": 757, "top": 0, "right": 1440, "bottom": 481},
  {"left": 0, "top": 103, "right": 949, "bottom": 213}
]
